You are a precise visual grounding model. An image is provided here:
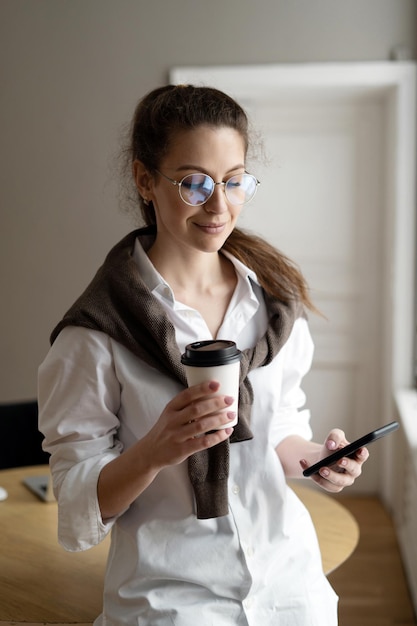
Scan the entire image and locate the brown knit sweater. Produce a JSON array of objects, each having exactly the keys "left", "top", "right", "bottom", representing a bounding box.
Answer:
[{"left": 51, "top": 227, "right": 304, "bottom": 518}]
